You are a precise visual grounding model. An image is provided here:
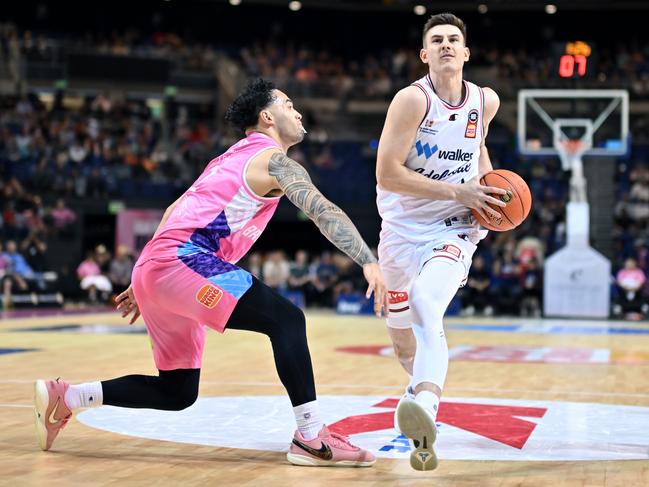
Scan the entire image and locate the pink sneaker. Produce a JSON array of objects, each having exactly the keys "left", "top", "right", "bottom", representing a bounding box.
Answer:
[
  {"left": 34, "top": 378, "right": 73, "bottom": 451},
  {"left": 286, "top": 425, "right": 375, "bottom": 467}
]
